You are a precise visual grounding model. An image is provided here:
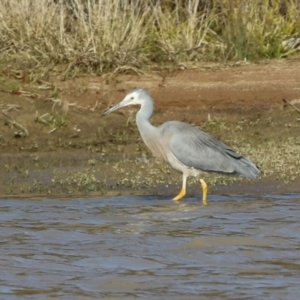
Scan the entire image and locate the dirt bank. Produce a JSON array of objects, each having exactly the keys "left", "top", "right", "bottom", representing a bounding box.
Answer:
[{"left": 1, "top": 59, "right": 300, "bottom": 198}]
